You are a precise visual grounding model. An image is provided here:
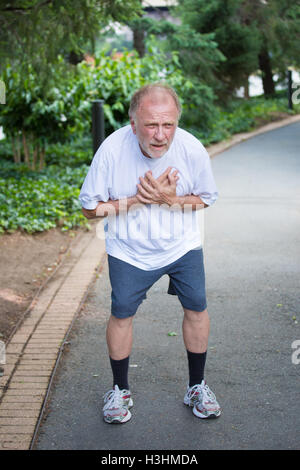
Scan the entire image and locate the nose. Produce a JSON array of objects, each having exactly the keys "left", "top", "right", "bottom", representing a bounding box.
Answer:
[{"left": 153, "top": 126, "right": 165, "bottom": 141}]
